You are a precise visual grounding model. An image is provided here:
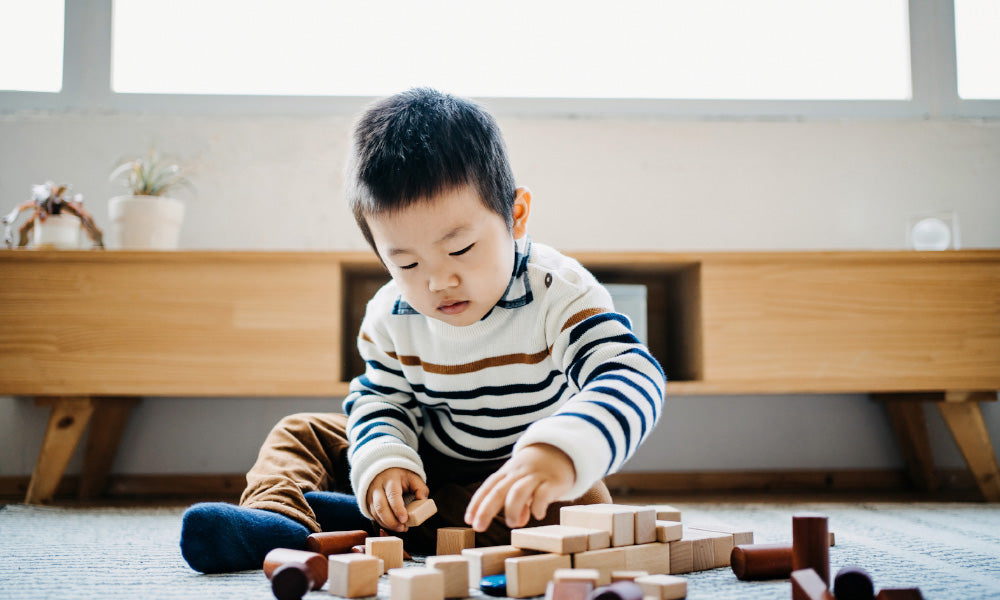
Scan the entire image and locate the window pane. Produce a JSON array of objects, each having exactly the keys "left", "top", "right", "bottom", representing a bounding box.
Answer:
[
  {"left": 112, "top": 0, "right": 910, "bottom": 100},
  {"left": 955, "top": 0, "right": 1000, "bottom": 99},
  {"left": 0, "top": 0, "right": 63, "bottom": 92}
]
